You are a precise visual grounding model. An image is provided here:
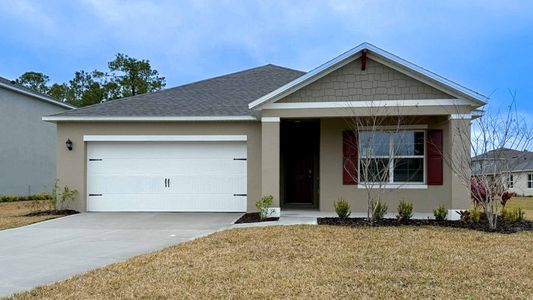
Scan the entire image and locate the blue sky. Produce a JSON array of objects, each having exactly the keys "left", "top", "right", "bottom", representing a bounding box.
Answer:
[{"left": 1, "top": 0, "right": 532, "bottom": 111}]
